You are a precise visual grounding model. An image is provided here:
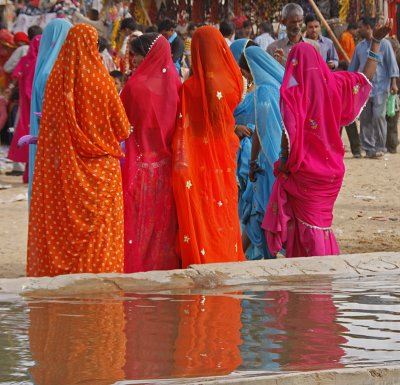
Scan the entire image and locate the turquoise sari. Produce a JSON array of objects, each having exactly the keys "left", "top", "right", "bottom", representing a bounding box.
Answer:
[
  {"left": 29, "top": 19, "right": 72, "bottom": 204},
  {"left": 241, "top": 46, "right": 284, "bottom": 259}
]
